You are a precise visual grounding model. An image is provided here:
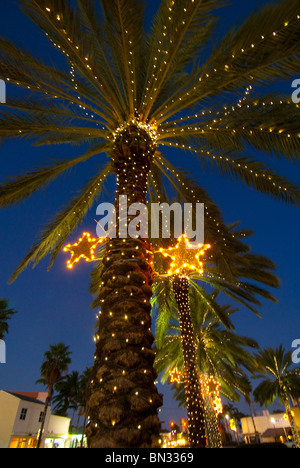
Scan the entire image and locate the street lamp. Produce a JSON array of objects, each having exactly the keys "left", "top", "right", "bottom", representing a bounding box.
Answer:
[{"left": 271, "top": 418, "right": 277, "bottom": 442}]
